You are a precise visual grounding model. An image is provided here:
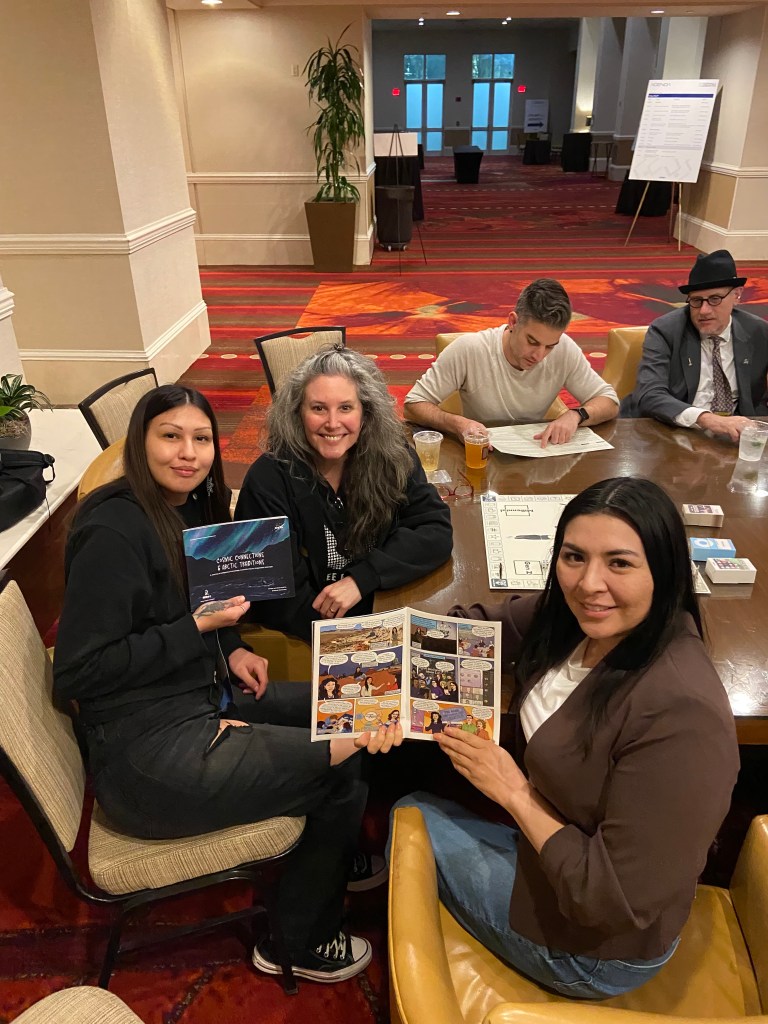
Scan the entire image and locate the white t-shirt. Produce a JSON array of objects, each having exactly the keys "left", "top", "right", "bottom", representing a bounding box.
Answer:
[
  {"left": 520, "top": 639, "right": 591, "bottom": 742},
  {"left": 405, "top": 325, "right": 618, "bottom": 427}
]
